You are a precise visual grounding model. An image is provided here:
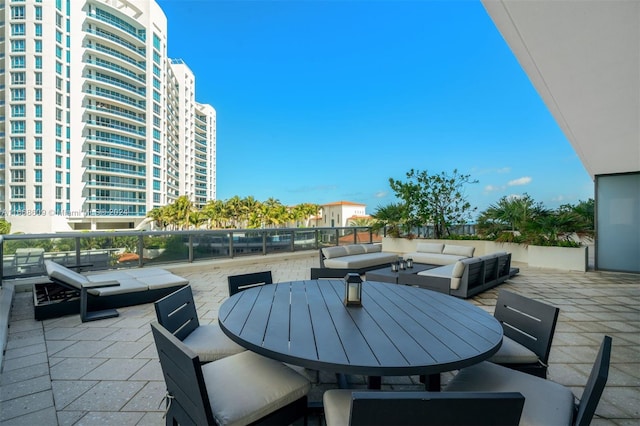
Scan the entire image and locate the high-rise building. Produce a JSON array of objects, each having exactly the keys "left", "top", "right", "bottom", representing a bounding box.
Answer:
[{"left": 1, "top": 0, "right": 216, "bottom": 233}]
